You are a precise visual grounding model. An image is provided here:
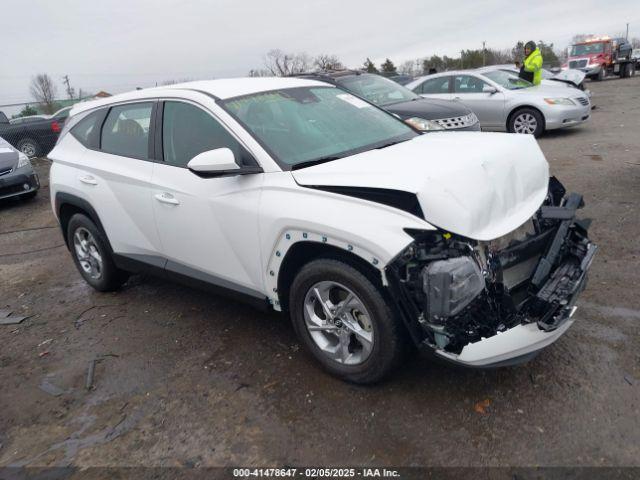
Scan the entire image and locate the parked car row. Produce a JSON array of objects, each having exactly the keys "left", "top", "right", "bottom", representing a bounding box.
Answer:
[
  {"left": 0, "top": 106, "right": 71, "bottom": 158},
  {"left": 406, "top": 67, "right": 591, "bottom": 137},
  {"left": 47, "top": 76, "right": 596, "bottom": 383}
]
